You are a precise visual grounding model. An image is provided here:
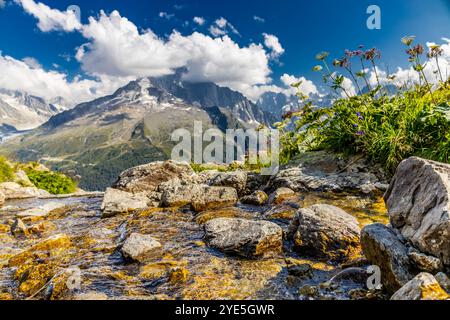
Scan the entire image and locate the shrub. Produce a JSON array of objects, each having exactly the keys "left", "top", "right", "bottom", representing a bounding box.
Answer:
[
  {"left": 278, "top": 36, "right": 450, "bottom": 173},
  {"left": 26, "top": 170, "right": 77, "bottom": 195},
  {"left": 0, "top": 156, "right": 14, "bottom": 183}
]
